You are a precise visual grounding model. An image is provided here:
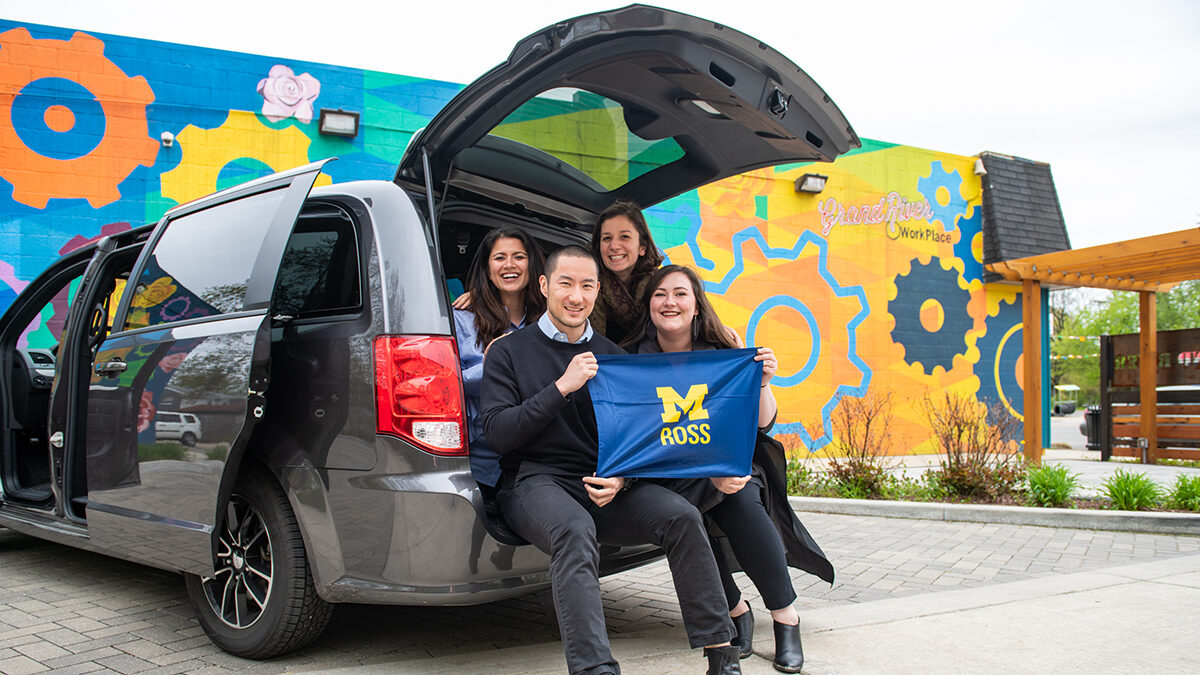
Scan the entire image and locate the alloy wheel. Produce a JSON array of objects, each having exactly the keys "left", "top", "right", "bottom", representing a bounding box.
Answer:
[{"left": 201, "top": 495, "right": 273, "bottom": 629}]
